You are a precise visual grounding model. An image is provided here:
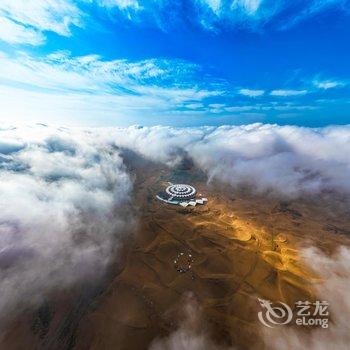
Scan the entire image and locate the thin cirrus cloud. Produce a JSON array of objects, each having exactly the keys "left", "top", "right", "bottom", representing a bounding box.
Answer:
[
  {"left": 94, "top": 0, "right": 350, "bottom": 31},
  {"left": 0, "top": 0, "right": 349, "bottom": 46},
  {"left": 0, "top": 49, "right": 340, "bottom": 125},
  {"left": 96, "top": 0, "right": 140, "bottom": 10},
  {"left": 0, "top": 17, "right": 45, "bottom": 45},
  {"left": 0, "top": 50, "right": 225, "bottom": 125},
  {"left": 1, "top": 48, "right": 346, "bottom": 125},
  {"left": 313, "top": 79, "right": 346, "bottom": 90},
  {"left": 0, "top": 0, "right": 82, "bottom": 45},
  {"left": 270, "top": 89, "right": 308, "bottom": 97},
  {"left": 280, "top": 0, "right": 350, "bottom": 30},
  {"left": 239, "top": 88, "right": 265, "bottom": 97}
]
